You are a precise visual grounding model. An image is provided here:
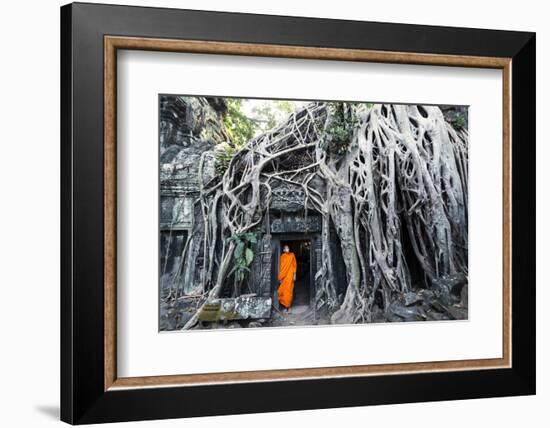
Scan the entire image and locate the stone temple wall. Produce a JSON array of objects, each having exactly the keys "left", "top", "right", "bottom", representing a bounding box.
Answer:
[
  {"left": 159, "top": 97, "right": 341, "bottom": 310},
  {"left": 159, "top": 96, "right": 227, "bottom": 296}
]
